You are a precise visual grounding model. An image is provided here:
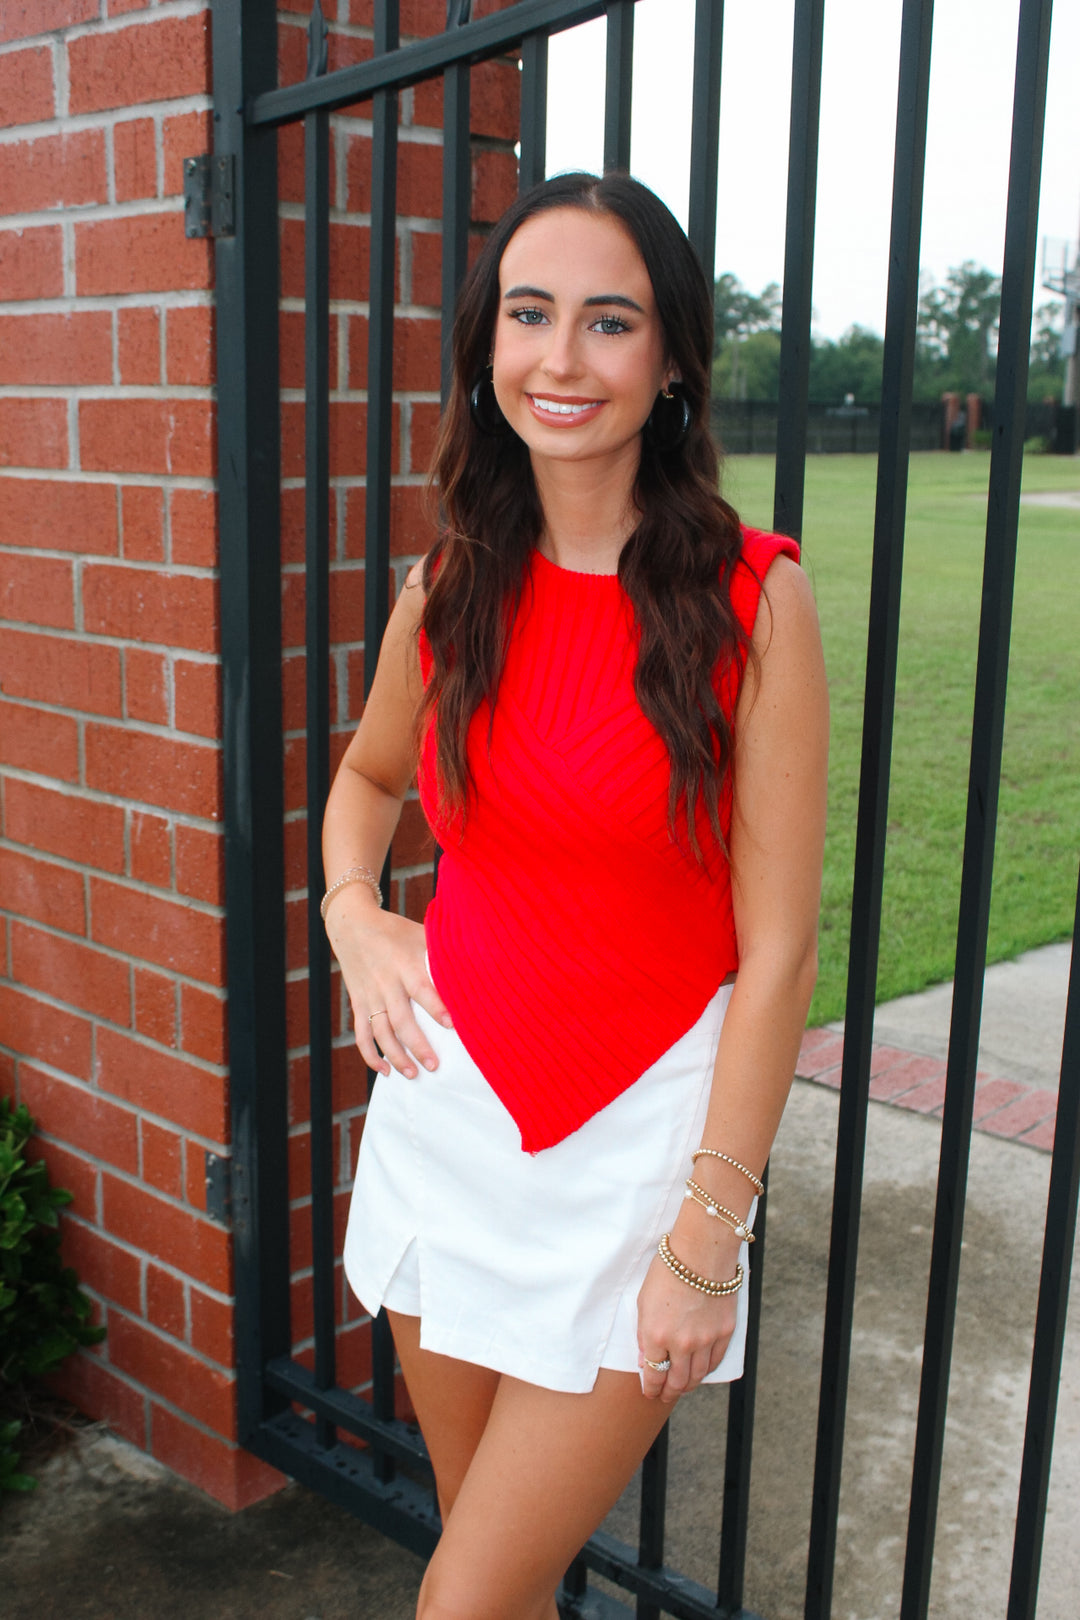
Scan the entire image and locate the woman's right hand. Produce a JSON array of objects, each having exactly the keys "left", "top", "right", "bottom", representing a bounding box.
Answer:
[{"left": 323, "top": 887, "right": 453, "bottom": 1078}]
